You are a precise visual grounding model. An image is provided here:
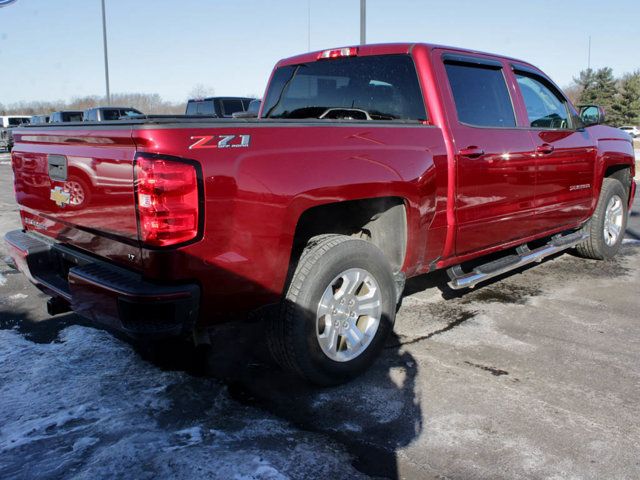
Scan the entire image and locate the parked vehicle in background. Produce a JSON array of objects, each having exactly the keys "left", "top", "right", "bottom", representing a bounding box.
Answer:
[
  {"left": 185, "top": 96, "right": 256, "bottom": 117},
  {"left": 619, "top": 125, "right": 639, "bottom": 138},
  {"left": 6, "top": 43, "right": 636, "bottom": 385},
  {"left": 49, "top": 111, "right": 83, "bottom": 123},
  {"left": 0, "top": 115, "right": 30, "bottom": 151},
  {"left": 30, "top": 115, "right": 50, "bottom": 124},
  {"left": 83, "top": 107, "right": 143, "bottom": 122},
  {"left": 232, "top": 99, "right": 261, "bottom": 118}
]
